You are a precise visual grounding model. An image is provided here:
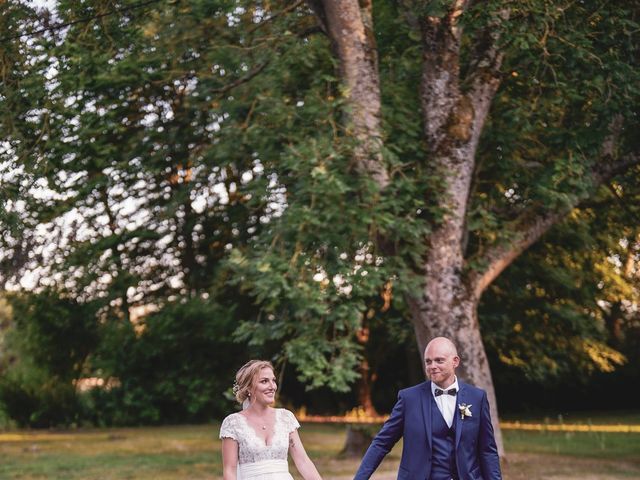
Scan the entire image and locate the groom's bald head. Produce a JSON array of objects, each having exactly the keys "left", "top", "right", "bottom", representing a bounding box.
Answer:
[{"left": 425, "top": 337, "right": 457, "bottom": 356}]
